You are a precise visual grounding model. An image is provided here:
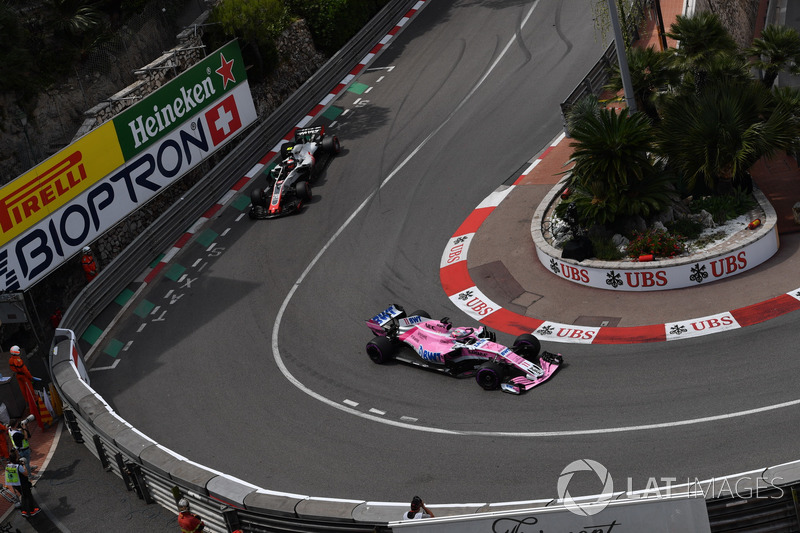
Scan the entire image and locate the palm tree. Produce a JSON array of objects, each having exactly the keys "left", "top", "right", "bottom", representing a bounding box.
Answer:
[
  {"left": 657, "top": 80, "right": 799, "bottom": 194},
  {"left": 772, "top": 85, "right": 800, "bottom": 115},
  {"left": 666, "top": 12, "right": 739, "bottom": 95},
  {"left": 563, "top": 94, "right": 600, "bottom": 136},
  {"left": 747, "top": 24, "right": 800, "bottom": 88},
  {"left": 668, "top": 51, "right": 752, "bottom": 100},
  {"left": 559, "top": 107, "right": 670, "bottom": 228},
  {"left": 605, "top": 45, "right": 679, "bottom": 121},
  {"left": 46, "top": 0, "right": 103, "bottom": 38}
]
